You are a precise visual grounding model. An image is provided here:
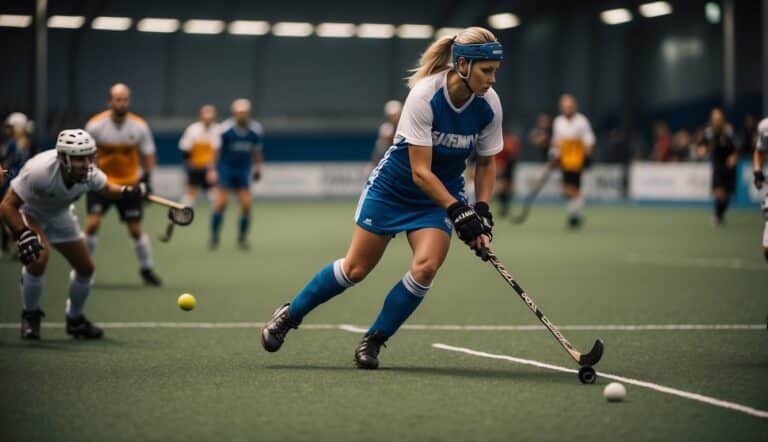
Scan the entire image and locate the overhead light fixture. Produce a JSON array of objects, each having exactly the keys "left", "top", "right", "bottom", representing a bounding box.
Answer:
[
  {"left": 357, "top": 23, "right": 395, "bottom": 39},
  {"left": 435, "top": 27, "right": 464, "bottom": 39},
  {"left": 228, "top": 20, "right": 270, "bottom": 35},
  {"left": 600, "top": 8, "right": 633, "bottom": 25},
  {"left": 0, "top": 14, "right": 32, "bottom": 28},
  {"left": 137, "top": 18, "right": 180, "bottom": 33},
  {"left": 488, "top": 13, "right": 520, "bottom": 30},
  {"left": 639, "top": 2, "right": 673, "bottom": 18},
  {"left": 183, "top": 19, "right": 225, "bottom": 34},
  {"left": 48, "top": 15, "right": 85, "bottom": 29},
  {"left": 705, "top": 2, "right": 721, "bottom": 24},
  {"left": 397, "top": 24, "right": 433, "bottom": 39},
  {"left": 91, "top": 16, "right": 132, "bottom": 31},
  {"left": 316, "top": 22, "right": 355, "bottom": 38},
  {"left": 272, "top": 22, "right": 313, "bottom": 37}
]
